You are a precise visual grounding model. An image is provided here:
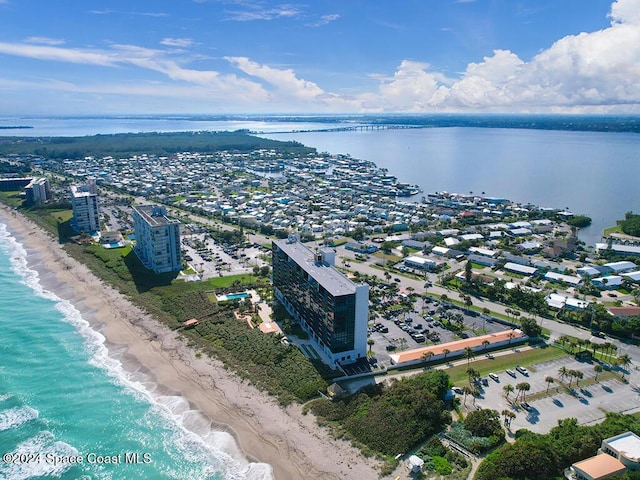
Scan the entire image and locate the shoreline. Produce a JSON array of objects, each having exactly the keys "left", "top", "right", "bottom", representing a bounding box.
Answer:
[{"left": 0, "top": 205, "right": 385, "bottom": 480}]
